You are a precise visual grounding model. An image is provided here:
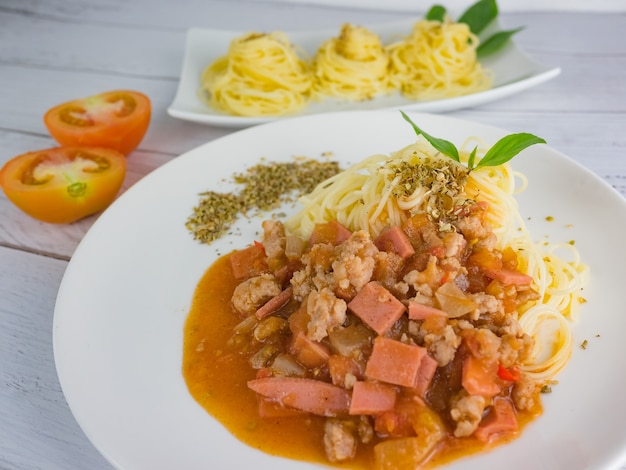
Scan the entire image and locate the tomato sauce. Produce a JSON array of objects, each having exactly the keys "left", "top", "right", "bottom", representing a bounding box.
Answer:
[
  {"left": 182, "top": 252, "right": 541, "bottom": 469},
  {"left": 182, "top": 254, "right": 348, "bottom": 466}
]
